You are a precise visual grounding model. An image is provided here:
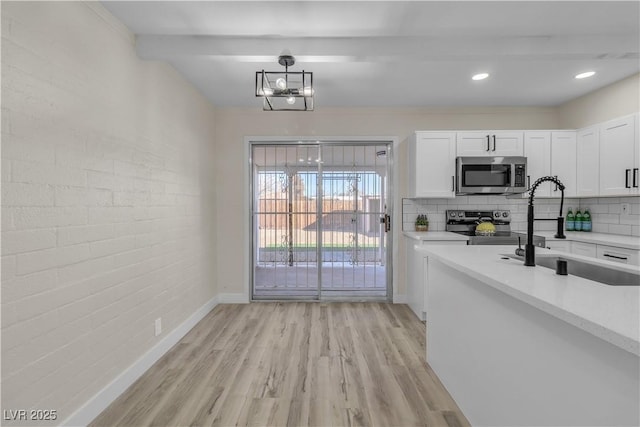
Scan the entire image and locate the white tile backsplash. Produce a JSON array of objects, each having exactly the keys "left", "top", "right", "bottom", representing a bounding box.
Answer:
[
  {"left": 579, "top": 196, "right": 640, "bottom": 237},
  {"left": 402, "top": 195, "right": 639, "bottom": 236}
]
